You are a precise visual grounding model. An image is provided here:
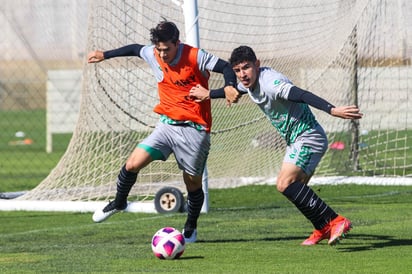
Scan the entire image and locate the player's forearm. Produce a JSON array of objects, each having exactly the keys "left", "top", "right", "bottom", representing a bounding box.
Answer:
[
  {"left": 210, "top": 88, "right": 226, "bottom": 98},
  {"left": 212, "top": 59, "right": 237, "bottom": 88},
  {"left": 288, "top": 86, "right": 335, "bottom": 114},
  {"left": 104, "top": 44, "right": 144, "bottom": 59},
  {"left": 210, "top": 87, "right": 247, "bottom": 99}
]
